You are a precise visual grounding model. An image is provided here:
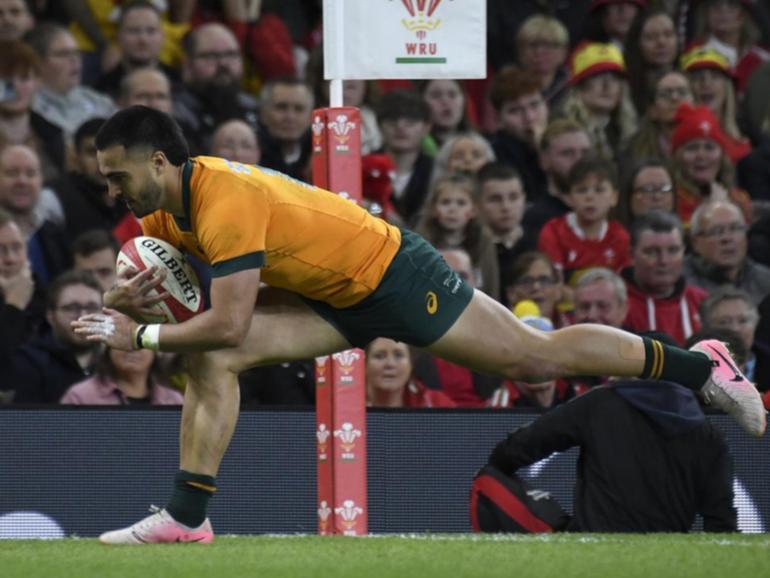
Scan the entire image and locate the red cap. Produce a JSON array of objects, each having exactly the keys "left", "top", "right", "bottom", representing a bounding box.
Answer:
[
  {"left": 590, "top": 0, "right": 647, "bottom": 12},
  {"left": 671, "top": 103, "right": 751, "bottom": 162}
]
